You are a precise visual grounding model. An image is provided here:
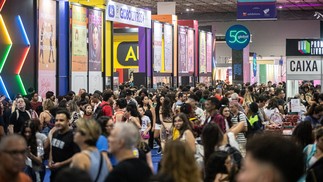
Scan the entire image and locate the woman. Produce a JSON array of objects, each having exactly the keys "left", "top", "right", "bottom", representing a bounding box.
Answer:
[
  {"left": 219, "top": 106, "right": 232, "bottom": 132},
  {"left": 160, "top": 97, "right": 173, "bottom": 152},
  {"left": 141, "top": 95, "right": 156, "bottom": 148},
  {"left": 171, "top": 113, "right": 196, "bottom": 153},
  {"left": 306, "top": 127, "right": 323, "bottom": 182},
  {"left": 70, "top": 118, "right": 112, "bottom": 181},
  {"left": 113, "top": 98, "right": 127, "bottom": 123},
  {"left": 292, "top": 120, "right": 314, "bottom": 149},
  {"left": 138, "top": 107, "right": 151, "bottom": 143},
  {"left": 204, "top": 151, "right": 236, "bottom": 182},
  {"left": 303, "top": 103, "right": 323, "bottom": 128},
  {"left": 82, "top": 104, "right": 93, "bottom": 120},
  {"left": 67, "top": 100, "right": 83, "bottom": 130},
  {"left": 153, "top": 140, "right": 201, "bottom": 182},
  {"left": 154, "top": 95, "right": 164, "bottom": 153},
  {"left": 21, "top": 120, "right": 45, "bottom": 182},
  {"left": 264, "top": 98, "right": 283, "bottom": 124},
  {"left": 202, "top": 123, "right": 243, "bottom": 171},
  {"left": 39, "top": 99, "right": 55, "bottom": 135},
  {"left": 125, "top": 103, "right": 141, "bottom": 129},
  {"left": 135, "top": 137, "right": 154, "bottom": 173}
]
